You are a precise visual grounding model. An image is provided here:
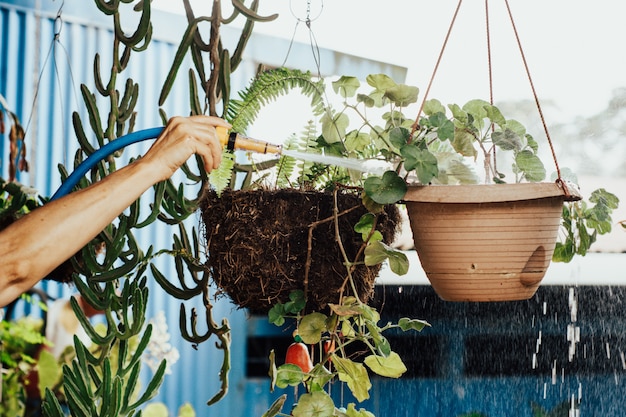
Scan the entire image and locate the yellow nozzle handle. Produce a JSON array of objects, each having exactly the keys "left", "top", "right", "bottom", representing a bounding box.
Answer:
[
  {"left": 216, "top": 126, "right": 230, "bottom": 147},
  {"left": 215, "top": 126, "right": 282, "bottom": 154}
]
